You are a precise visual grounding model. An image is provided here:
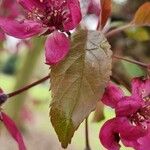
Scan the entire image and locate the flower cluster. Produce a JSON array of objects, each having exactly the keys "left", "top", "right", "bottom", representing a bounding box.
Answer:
[
  {"left": 0, "top": 0, "right": 82, "bottom": 65},
  {"left": 100, "top": 77, "right": 150, "bottom": 150}
]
